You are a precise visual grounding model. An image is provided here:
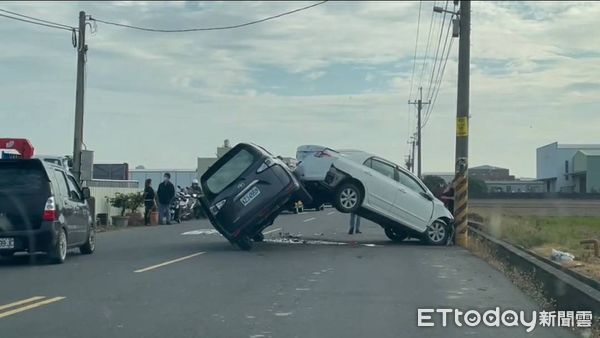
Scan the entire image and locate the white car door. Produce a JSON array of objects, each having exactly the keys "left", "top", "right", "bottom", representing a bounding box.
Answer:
[
  {"left": 361, "top": 158, "right": 398, "bottom": 215},
  {"left": 393, "top": 169, "right": 435, "bottom": 231}
]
